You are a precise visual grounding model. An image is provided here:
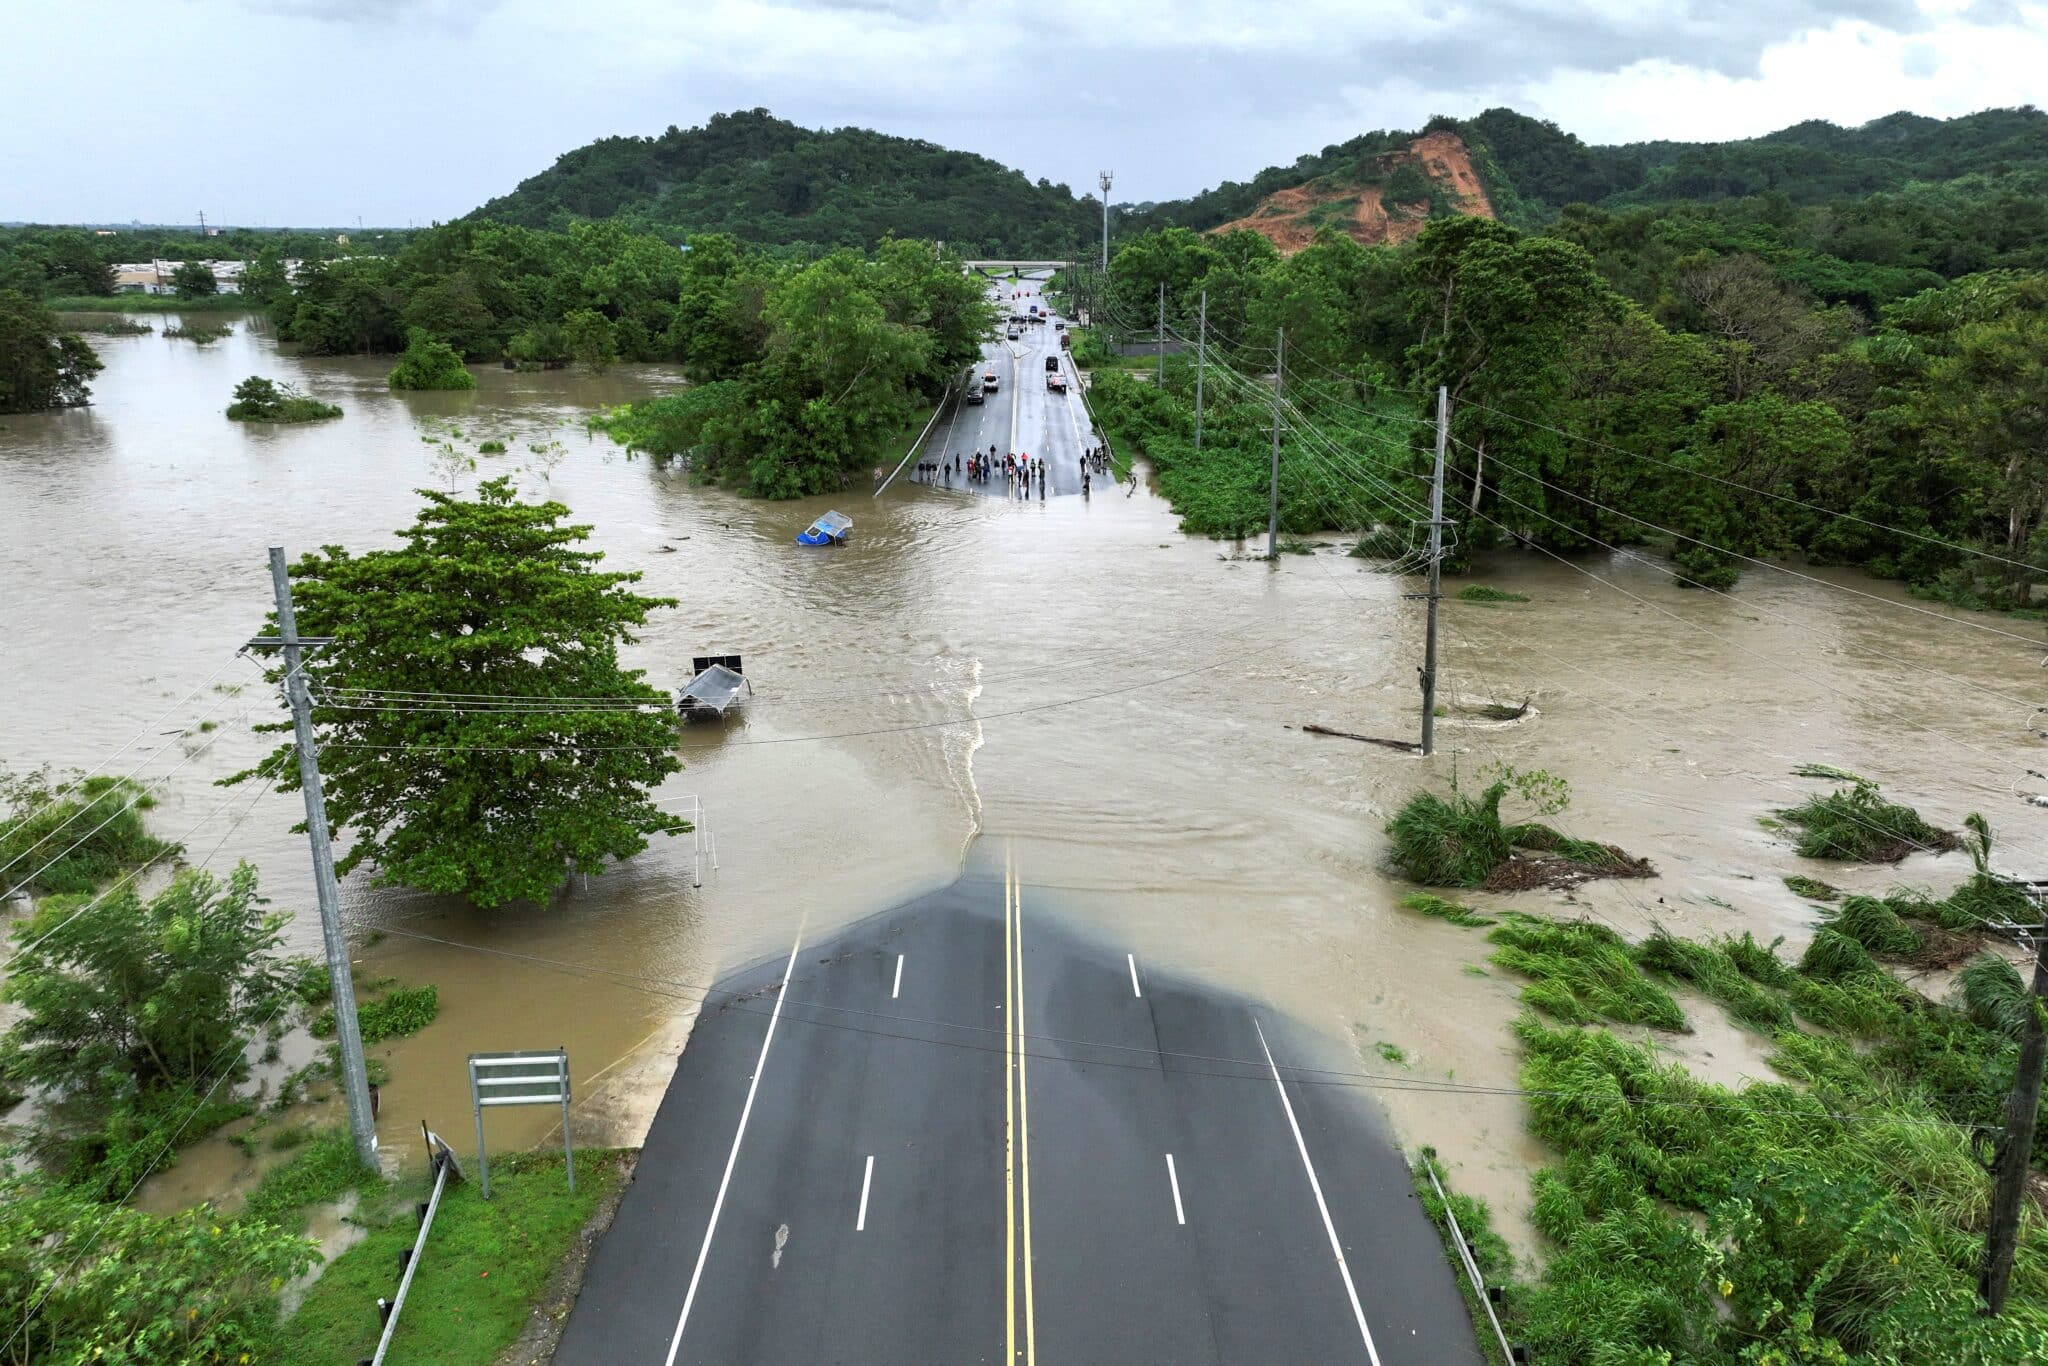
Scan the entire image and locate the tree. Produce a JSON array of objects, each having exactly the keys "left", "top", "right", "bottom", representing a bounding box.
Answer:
[
  {"left": 225, "top": 375, "right": 342, "bottom": 422},
  {"left": 170, "top": 260, "right": 217, "bottom": 299},
  {"left": 1, "top": 864, "right": 293, "bottom": 1186},
  {"left": 387, "top": 326, "right": 475, "bottom": 390},
  {"left": 0, "top": 1165, "right": 316, "bottom": 1364},
  {"left": 239, "top": 479, "right": 684, "bottom": 907},
  {"left": 563, "top": 307, "right": 618, "bottom": 370},
  {"left": 238, "top": 249, "right": 289, "bottom": 304},
  {"left": 0, "top": 288, "right": 103, "bottom": 413}
]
